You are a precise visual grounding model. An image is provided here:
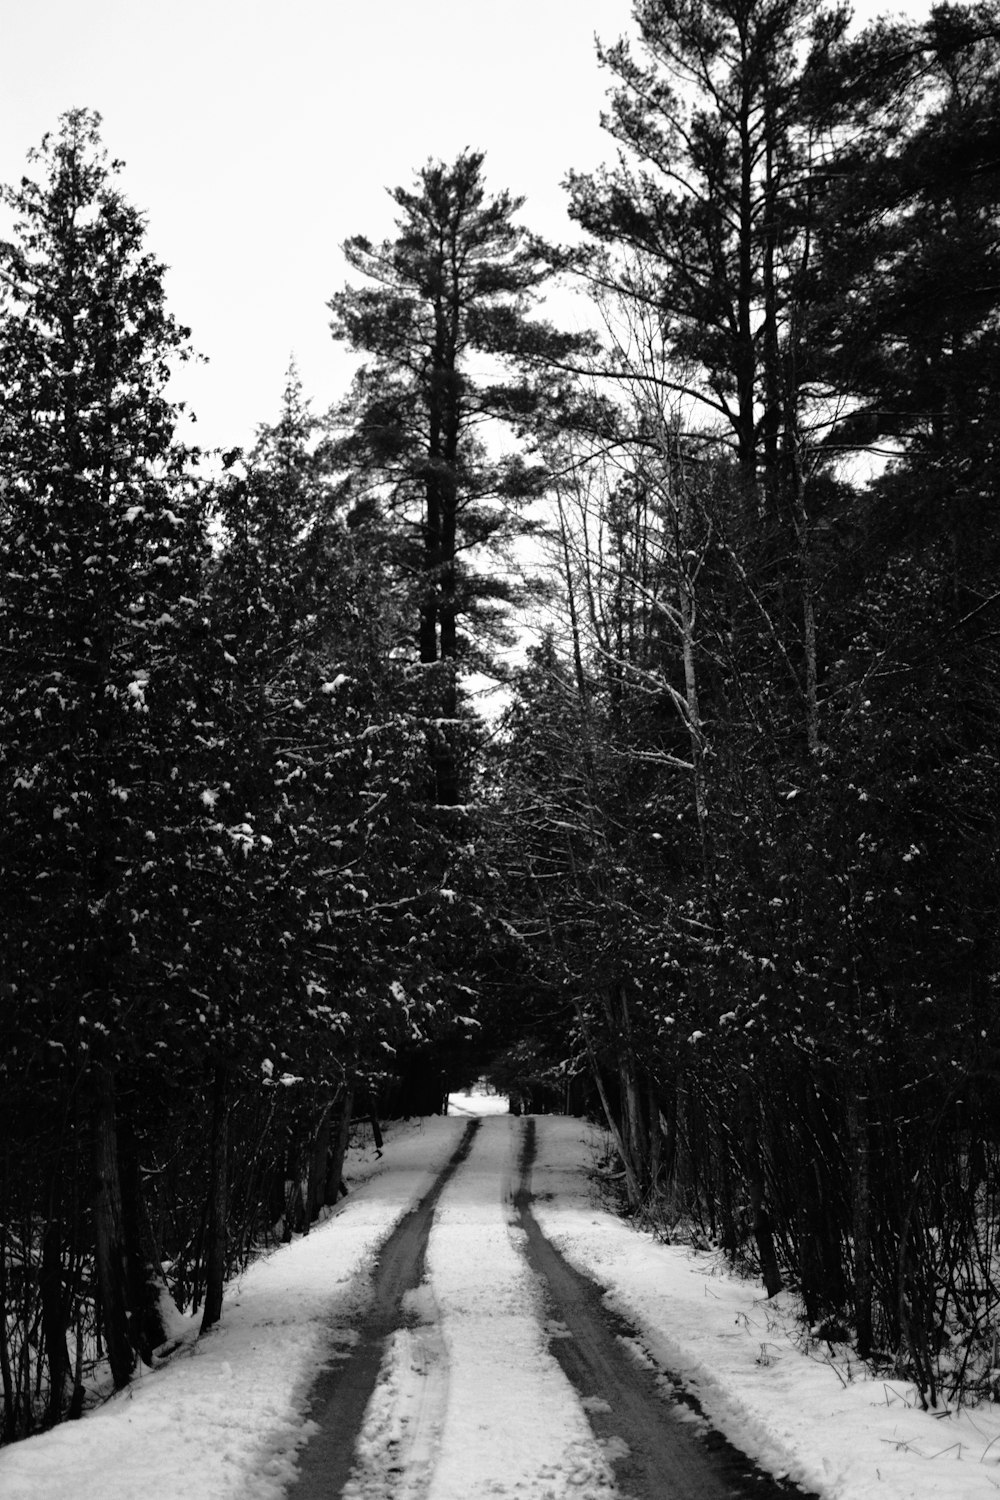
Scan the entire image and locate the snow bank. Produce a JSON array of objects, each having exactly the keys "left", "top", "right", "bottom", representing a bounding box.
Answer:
[{"left": 531, "top": 1116, "right": 1000, "bottom": 1500}]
